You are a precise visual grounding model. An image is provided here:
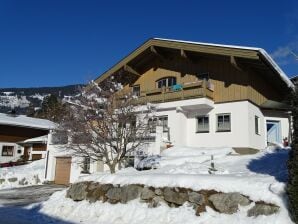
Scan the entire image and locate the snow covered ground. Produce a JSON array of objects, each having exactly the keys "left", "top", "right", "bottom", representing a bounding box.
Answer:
[
  {"left": 0, "top": 159, "right": 45, "bottom": 189},
  {"left": 37, "top": 146, "right": 293, "bottom": 224}
]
